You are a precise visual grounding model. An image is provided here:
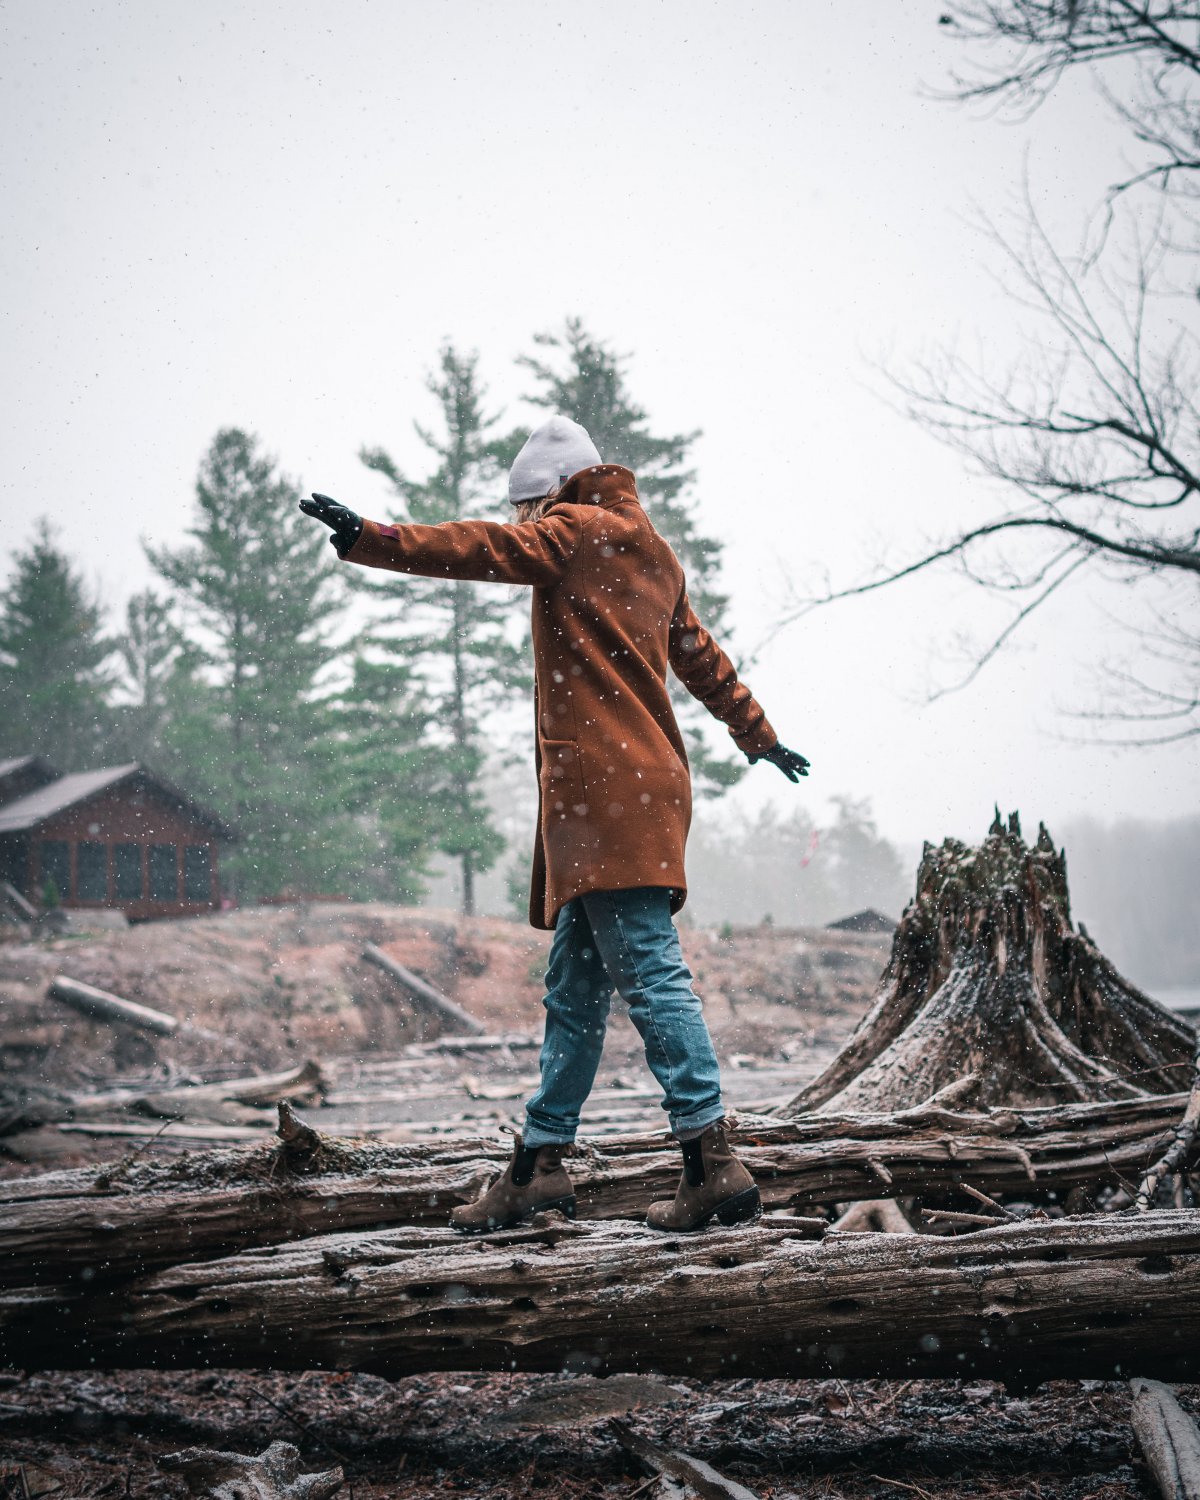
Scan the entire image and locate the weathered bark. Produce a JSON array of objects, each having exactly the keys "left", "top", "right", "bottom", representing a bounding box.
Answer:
[
  {"left": 785, "top": 813, "right": 1196, "bottom": 1115},
  {"left": 361, "top": 943, "right": 484, "bottom": 1035},
  {"left": 3, "top": 1094, "right": 1194, "bottom": 1288},
  {"left": 1129, "top": 1378, "right": 1200, "bottom": 1500},
  {"left": 4, "top": 1210, "right": 1198, "bottom": 1383}
]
